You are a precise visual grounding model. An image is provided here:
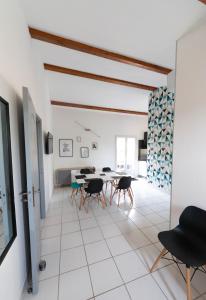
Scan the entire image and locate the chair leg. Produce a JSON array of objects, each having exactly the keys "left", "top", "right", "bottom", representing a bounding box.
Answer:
[
  {"left": 150, "top": 248, "right": 167, "bottom": 272},
  {"left": 79, "top": 191, "right": 84, "bottom": 210},
  {"left": 186, "top": 267, "right": 192, "bottom": 300},
  {"left": 101, "top": 192, "right": 106, "bottom": 208},
  {"left": 128, "top": 189, "right": 133, "bottom": 207},
  {"left": 118, "top": 190, "right": 121, "bottom": 207}
]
